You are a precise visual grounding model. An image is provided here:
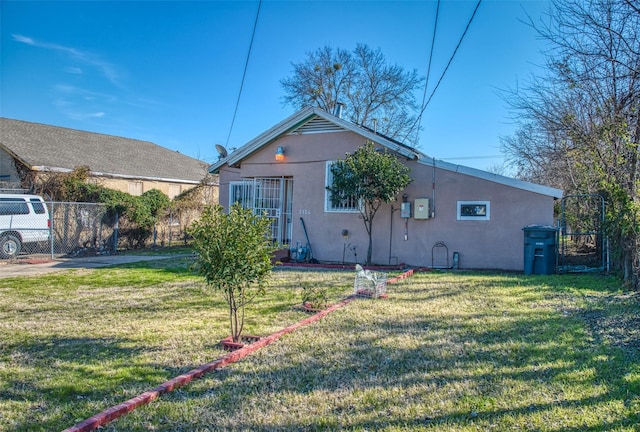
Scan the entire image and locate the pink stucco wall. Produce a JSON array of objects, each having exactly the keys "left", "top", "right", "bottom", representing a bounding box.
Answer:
[{"left": 218, "top": 131, "right": 557, "bottom": 271}]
